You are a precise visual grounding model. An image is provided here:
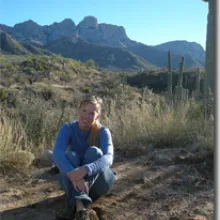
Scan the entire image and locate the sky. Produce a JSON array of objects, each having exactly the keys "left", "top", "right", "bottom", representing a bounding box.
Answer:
[{"left": 0, "top": 0, "right": 208, "bottom": 49}]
